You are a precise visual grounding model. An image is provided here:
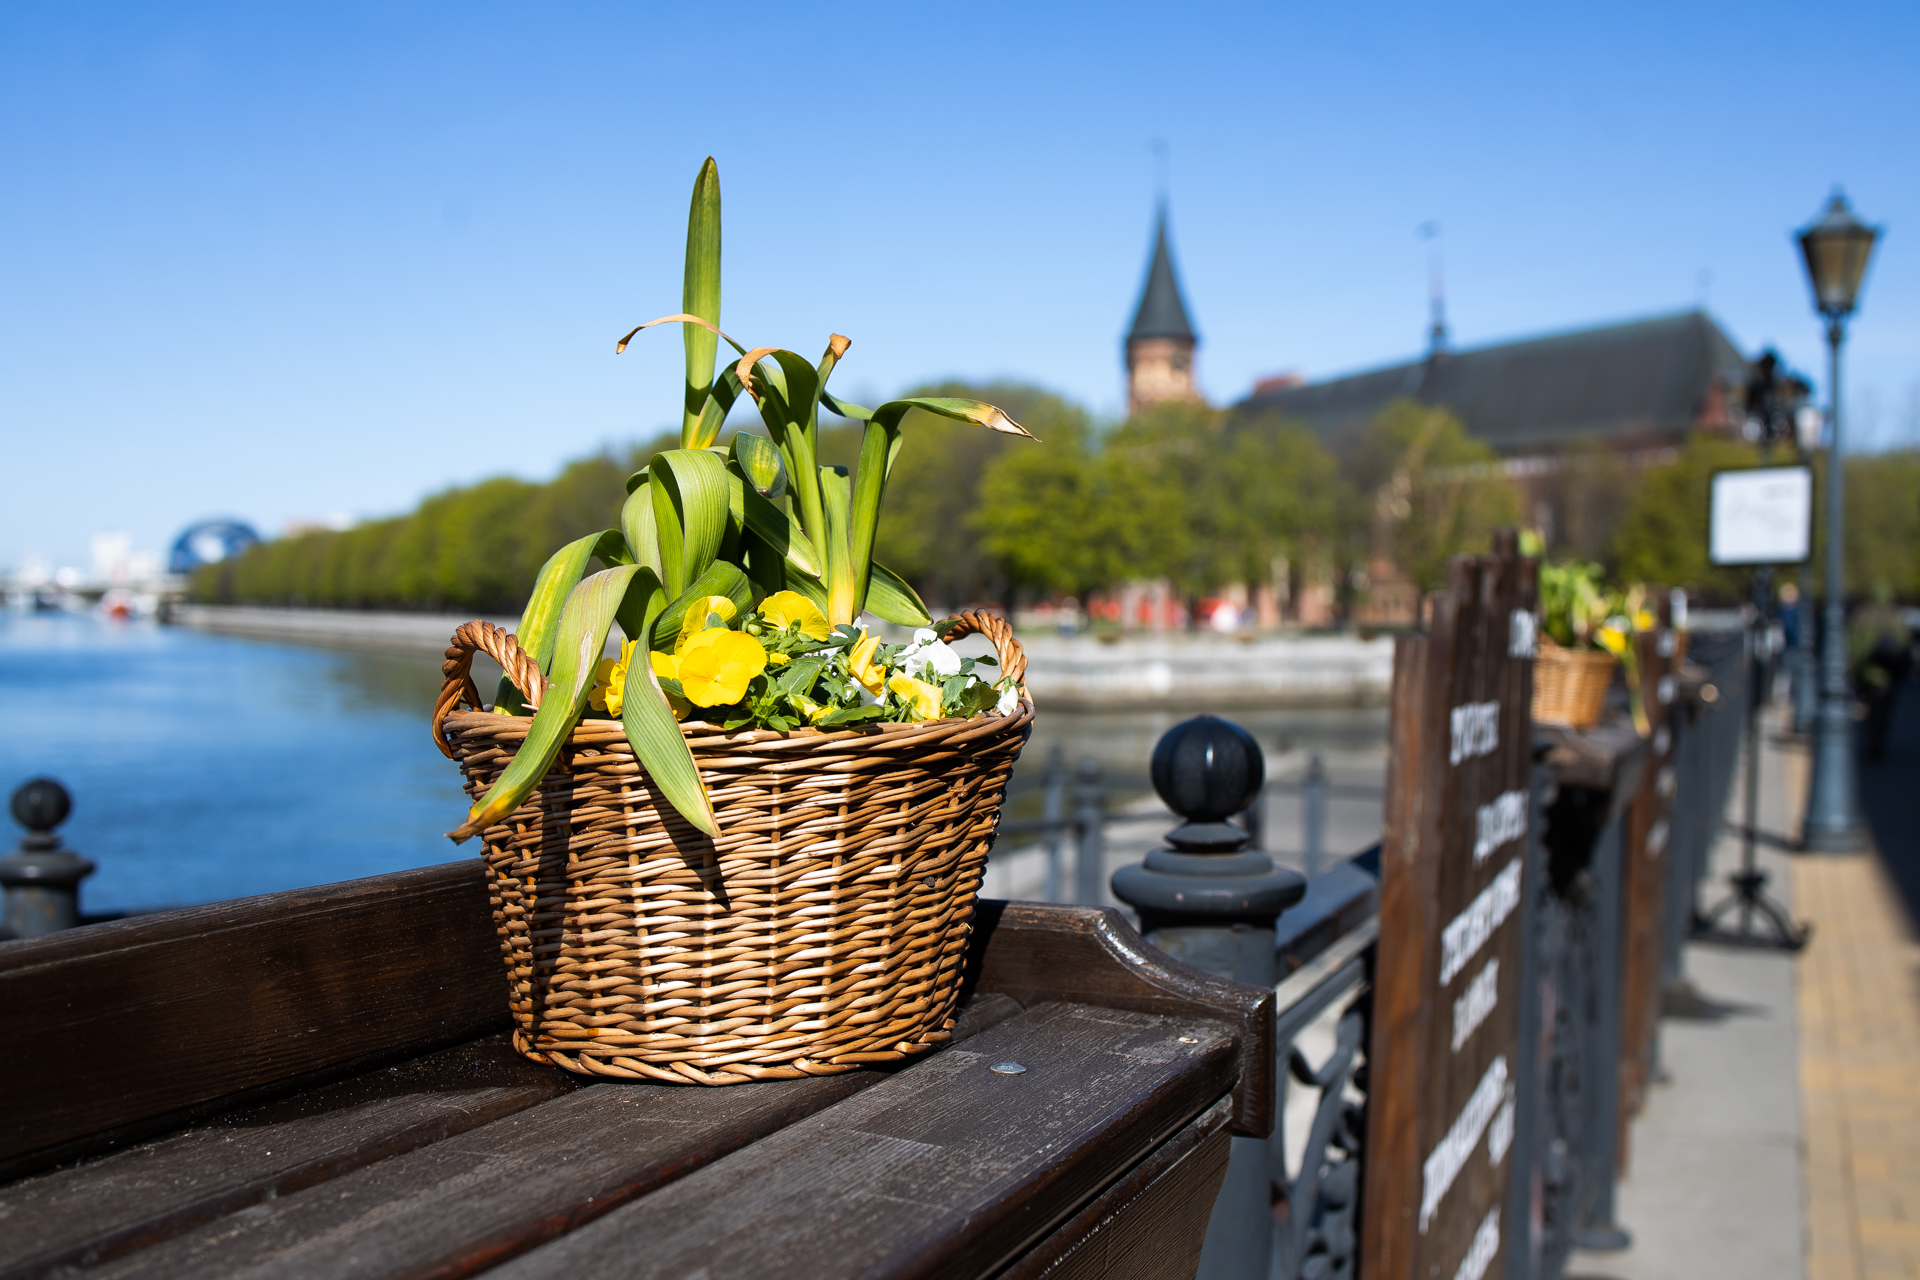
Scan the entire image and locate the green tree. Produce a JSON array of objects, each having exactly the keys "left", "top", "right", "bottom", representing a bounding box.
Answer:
[
  {"left": 1610, "top": 434, "right": 1764, "bottom": 599},
  {"left": 1840, "top": 449, "right": 1920, "bottom": 601},
  {"left": 1351, "top": 400, "right": 1521, "bottom": 595}
]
